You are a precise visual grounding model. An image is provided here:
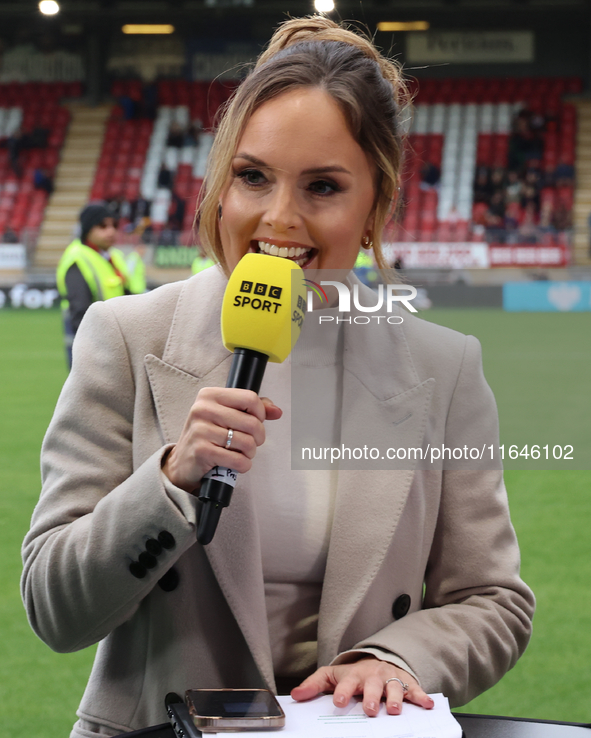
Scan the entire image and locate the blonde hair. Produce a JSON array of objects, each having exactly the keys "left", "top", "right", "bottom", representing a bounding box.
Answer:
[{"left": 198, "top": 16, "right": 410, "bottom": 273}]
